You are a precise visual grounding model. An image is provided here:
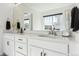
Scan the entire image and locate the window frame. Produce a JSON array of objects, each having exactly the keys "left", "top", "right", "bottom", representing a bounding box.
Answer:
[{"left": 43, "top": 13, "right": 63, "bottom": 31}]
